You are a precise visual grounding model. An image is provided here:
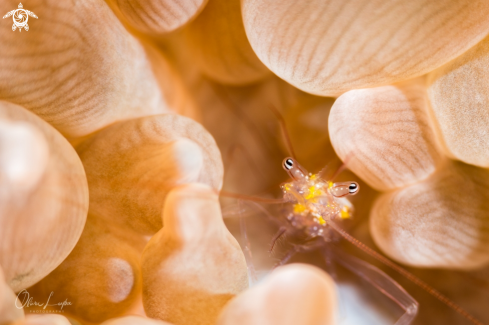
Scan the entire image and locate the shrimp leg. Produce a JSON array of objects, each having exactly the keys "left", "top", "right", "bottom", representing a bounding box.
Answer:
[
  {"left": 328, "top": 220, "right": 483, "bottom": 325},
  {"left": 276, "top": 241, "right": 324, "bottom": 267},
  {"left": 325, "top": 248, "right": 418, "bottom": 325},
  {"left": 238, "top": 200, "right": 258, "bottom": 285},
  {"left": 269, "top": 226, "right": 287, "bottom": 254}
]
